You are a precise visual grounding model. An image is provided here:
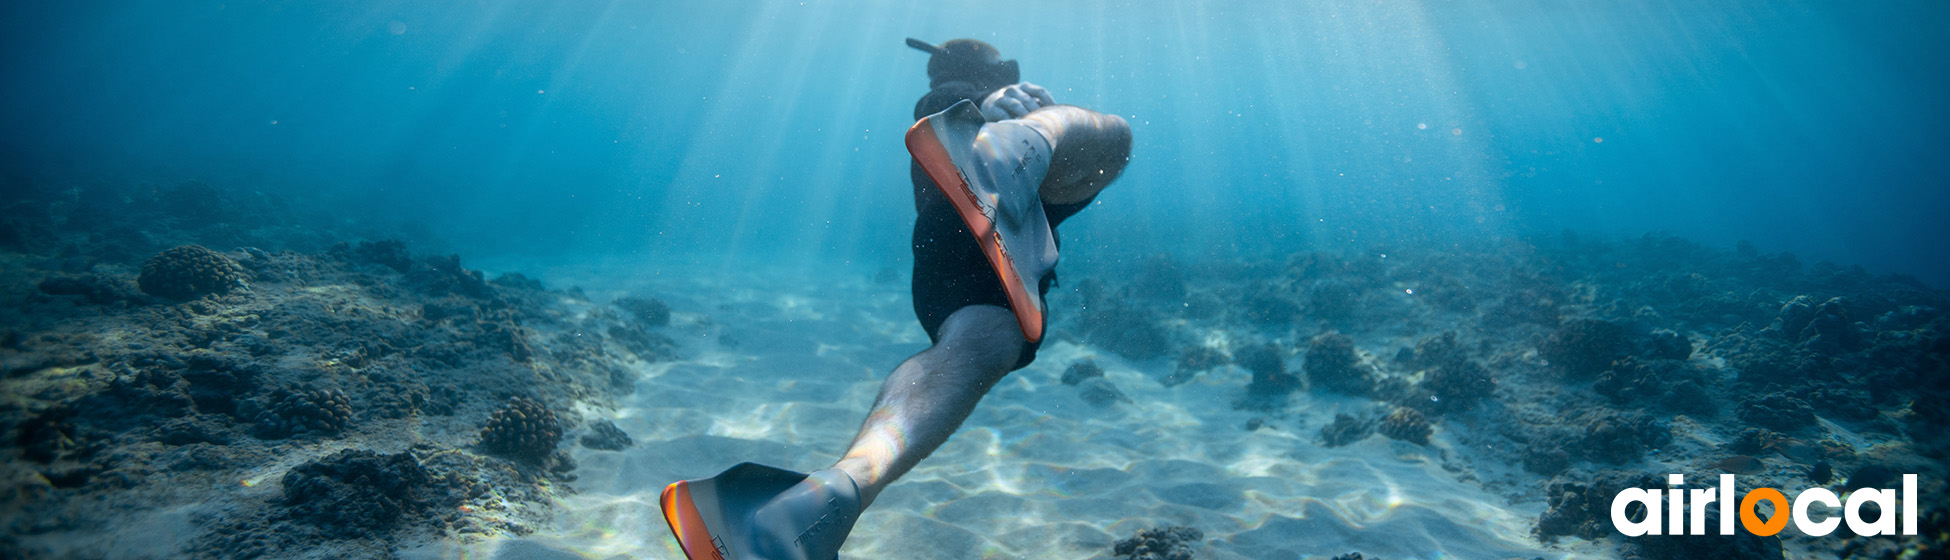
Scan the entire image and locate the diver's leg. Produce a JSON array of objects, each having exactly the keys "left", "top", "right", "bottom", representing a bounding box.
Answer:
[
  {"left": 833, "top": 304, "right": 1024, "bottom": 507},
  {"left": 1017, "top": 105, "right": 1133, "bottom": 206}
]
